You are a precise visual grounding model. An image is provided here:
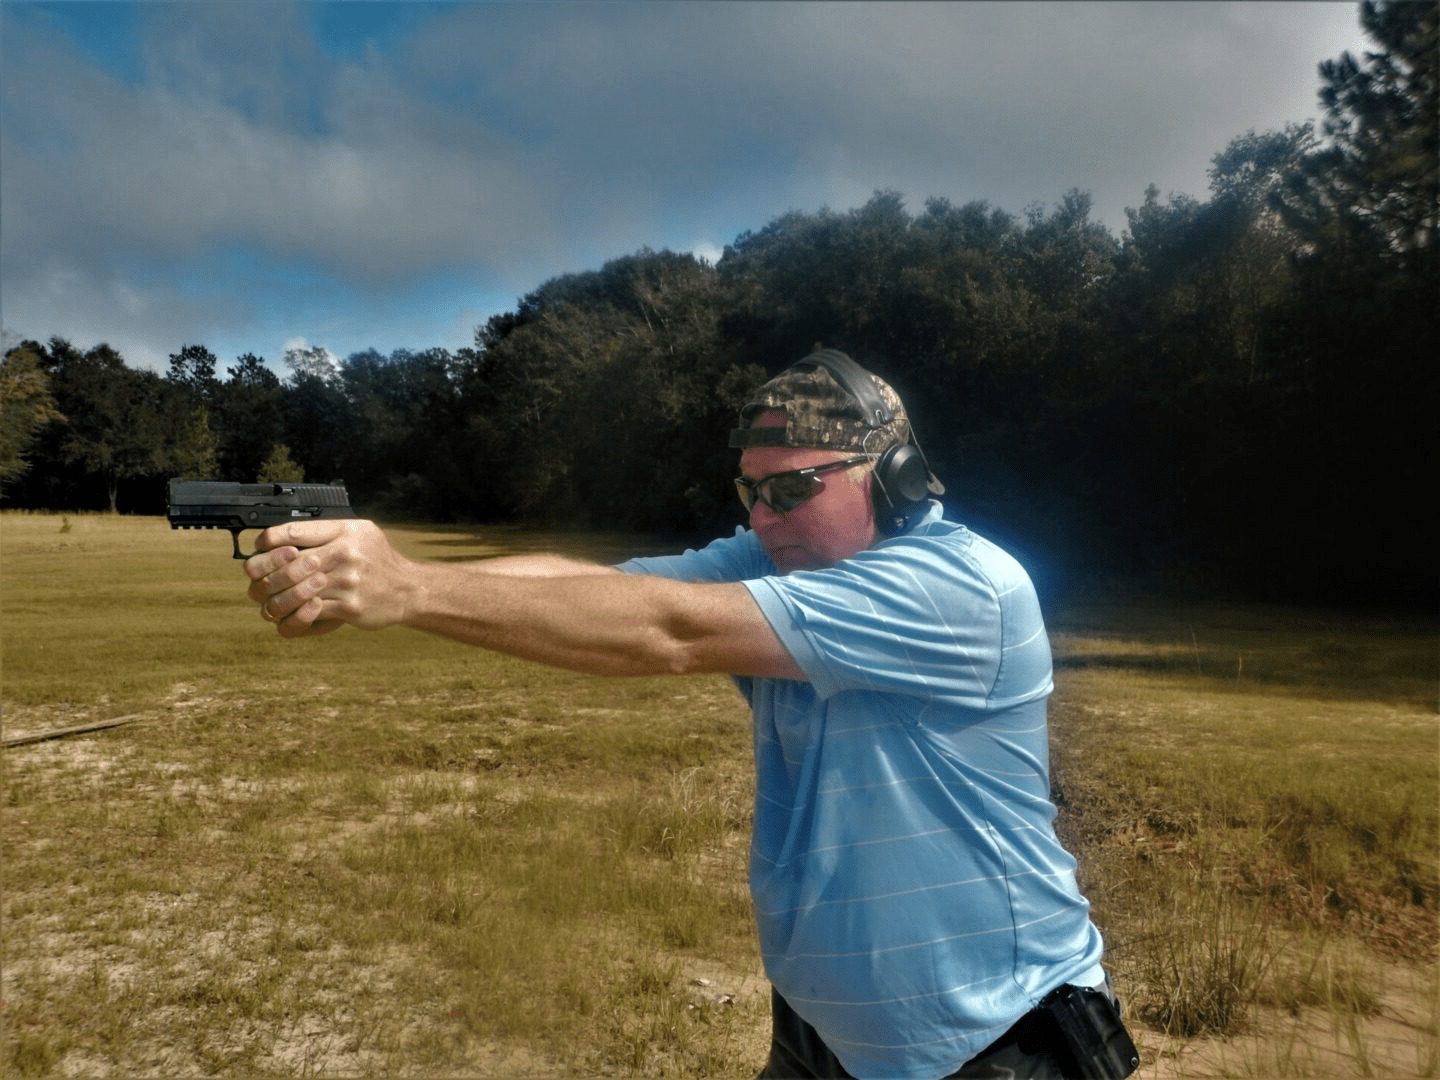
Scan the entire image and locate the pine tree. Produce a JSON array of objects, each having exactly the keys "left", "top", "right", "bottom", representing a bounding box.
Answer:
[
  {"left": 256, "top": 444, "right": 304, "bottom": 483},
  {"left": 171, "top": 405, "right": 220, "bottom": 480},
  {"left": 1278, "top": 0, "right": 1439, "bottom": 255}
]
